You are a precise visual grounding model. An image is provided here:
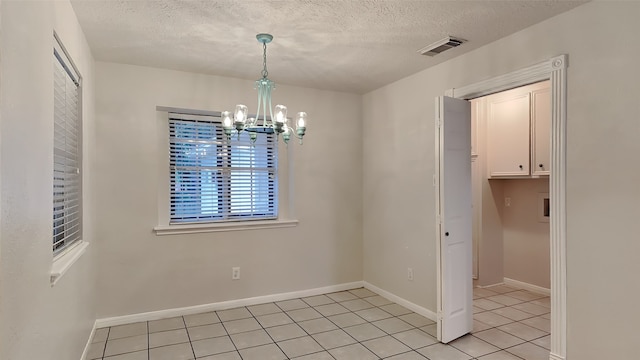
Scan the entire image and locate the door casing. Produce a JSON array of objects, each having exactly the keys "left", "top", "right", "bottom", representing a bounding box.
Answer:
[{"left": 436, "top": 55, "right": 568, "bottom": 360}]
